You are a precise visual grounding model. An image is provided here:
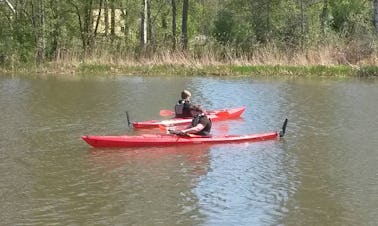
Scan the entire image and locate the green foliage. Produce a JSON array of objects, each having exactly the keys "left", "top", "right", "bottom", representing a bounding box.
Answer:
[
  {"left": 212, "top": 9, "right": 235, "bottom": 44},
  {"left": 0, "top": 0, "right": 378, "bottom": 69},
  {"left": 78, "top": 63, "right": 111, "bottom": 73},
  {"left": 227, "top": 65, "right": 354, "bottom": 77},
  {"left": 357, "top": 66, "right": 378, "bottom": 77},
  {"left": 0, "top": 9, "right": 11, "bottom": 66},
  {"left": 329, "top": 0, "right": 370, "bottom": 34}
]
